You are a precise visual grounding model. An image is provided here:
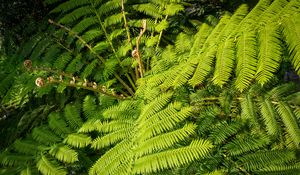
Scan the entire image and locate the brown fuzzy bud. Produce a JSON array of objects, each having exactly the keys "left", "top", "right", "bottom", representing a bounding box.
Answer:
[
  {"left": 24, "top": 60, "right": 32, "bottom": 69},
  {"left": 47, "top": 76, "right": 54, "bottom": 83},
  {"left": 35, "top": 77, "right": 45, "bottom": 87},
  {"left": 70, "top": 77, "right": 76, "bottom": 85},
  {"left": 83, "top": 79, "right": 88, "bottom": 87},
  {"left": 59, "top": 75, "right": 63, "bottom": 82},
  {"left": 92, "top": 82, "right": 97, "bottom": 89},
  {"left": 132, "top": 48, "right": 138, "bottom": 58}
]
